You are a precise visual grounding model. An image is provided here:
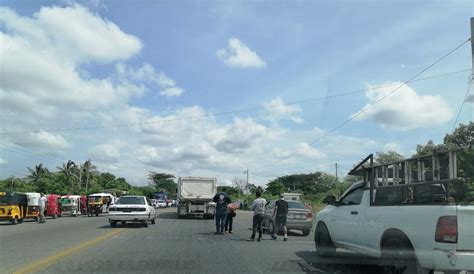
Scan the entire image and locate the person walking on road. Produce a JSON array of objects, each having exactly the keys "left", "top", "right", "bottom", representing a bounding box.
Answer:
[
  {"left": 225, "top": 203, "right": 236, "bottom": 234},
  {"left": 213, "top": 192, "right": 231, "bottom": 235},
  {"left": 247, "top": 190, "right": 266, "bottom": 242},
  {"left": 38, "top": 193, "right": 47, "bottom": 223},
  {"left": 271, "top": 194, "right": 289, "bottom": 241}
]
